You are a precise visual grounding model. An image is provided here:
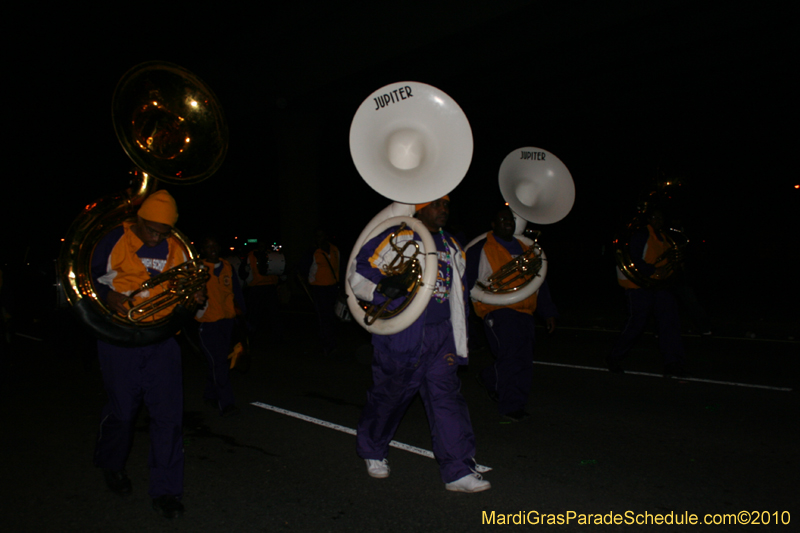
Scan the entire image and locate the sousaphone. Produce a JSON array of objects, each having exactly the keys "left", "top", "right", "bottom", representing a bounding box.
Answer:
[
  {"left": 614, "top": 175, "right": 687, "bottom": 289},
  {"left": 345, "top": 82, "right": 473, "bottom": 335},
  {"left": 58, "top": 61, "right": 228, "bottom": 346},
  {"left": 468, "top": 147, "right": 575, "bottom": 305}
]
